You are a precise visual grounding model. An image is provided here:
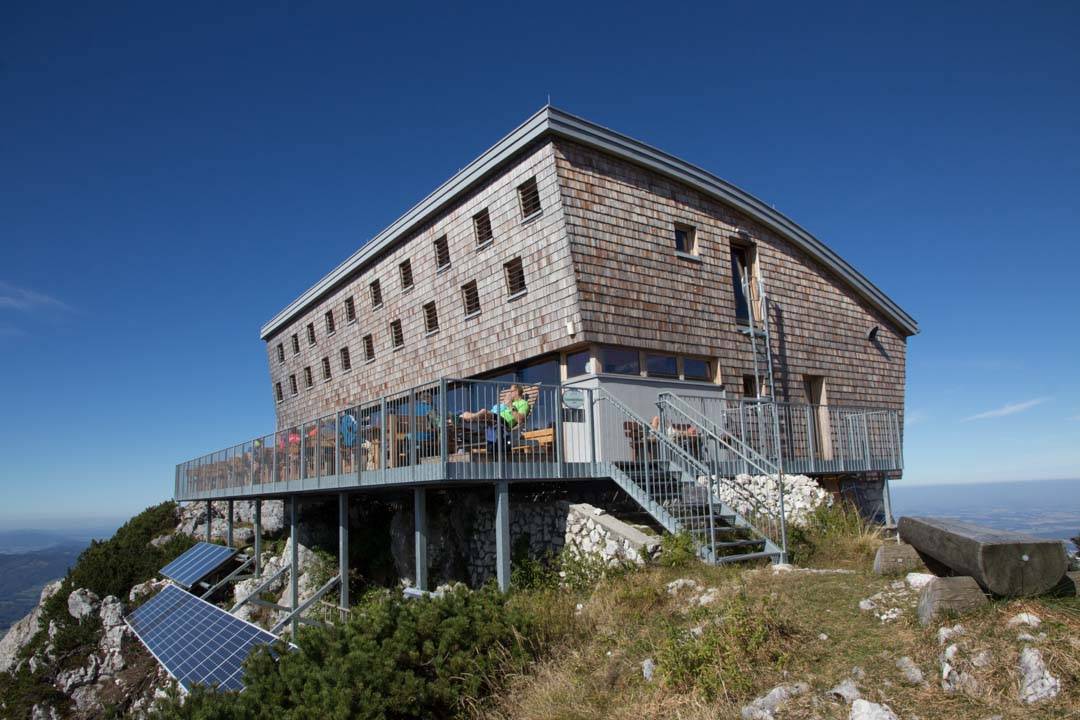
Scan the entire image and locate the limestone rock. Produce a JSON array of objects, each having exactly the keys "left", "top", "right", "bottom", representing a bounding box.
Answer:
[
  {"left": 31, "top": 704, "right": 61, "bottom": 720},
  {"left": 828, "top": 677, "right": 861, "bottom": 703},
  {"left": 1007, "top": 612, "right": 1041, "bottom": 628},
  {"left": 896, "top": 656, "right": 924, "bottom": 685},
  {"left": 937, "top": 624, "right": 964, "bottom": 645},
  {"left": 0, "top": 579, "right": 63, "bottom": 673},
  {"left": 129, "top": 578, "right": 168, "bottom": 604},
  {"left": 714, "top": 474, "right": 830, "bottom": 528},
  {"left": 68, "top": 588, "right": 101, "bottom": 620},
  {"left": 641, "top": 657, "right": 655, "bottom": 682},
  {"left": 1018, "top": 646, "right": 1060, "bottom": 704},
  {"left": 849, "top": 699, "right": 899, "bottom": 720},
  {"left": 740, "top": 682, "right": 809, "bottom": 719},
  {"left": 905, "top": 572, "right": 935, "bottom": 589},
  {"left": 940, "top": 643, "right": 979, "bottom": 695}
]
